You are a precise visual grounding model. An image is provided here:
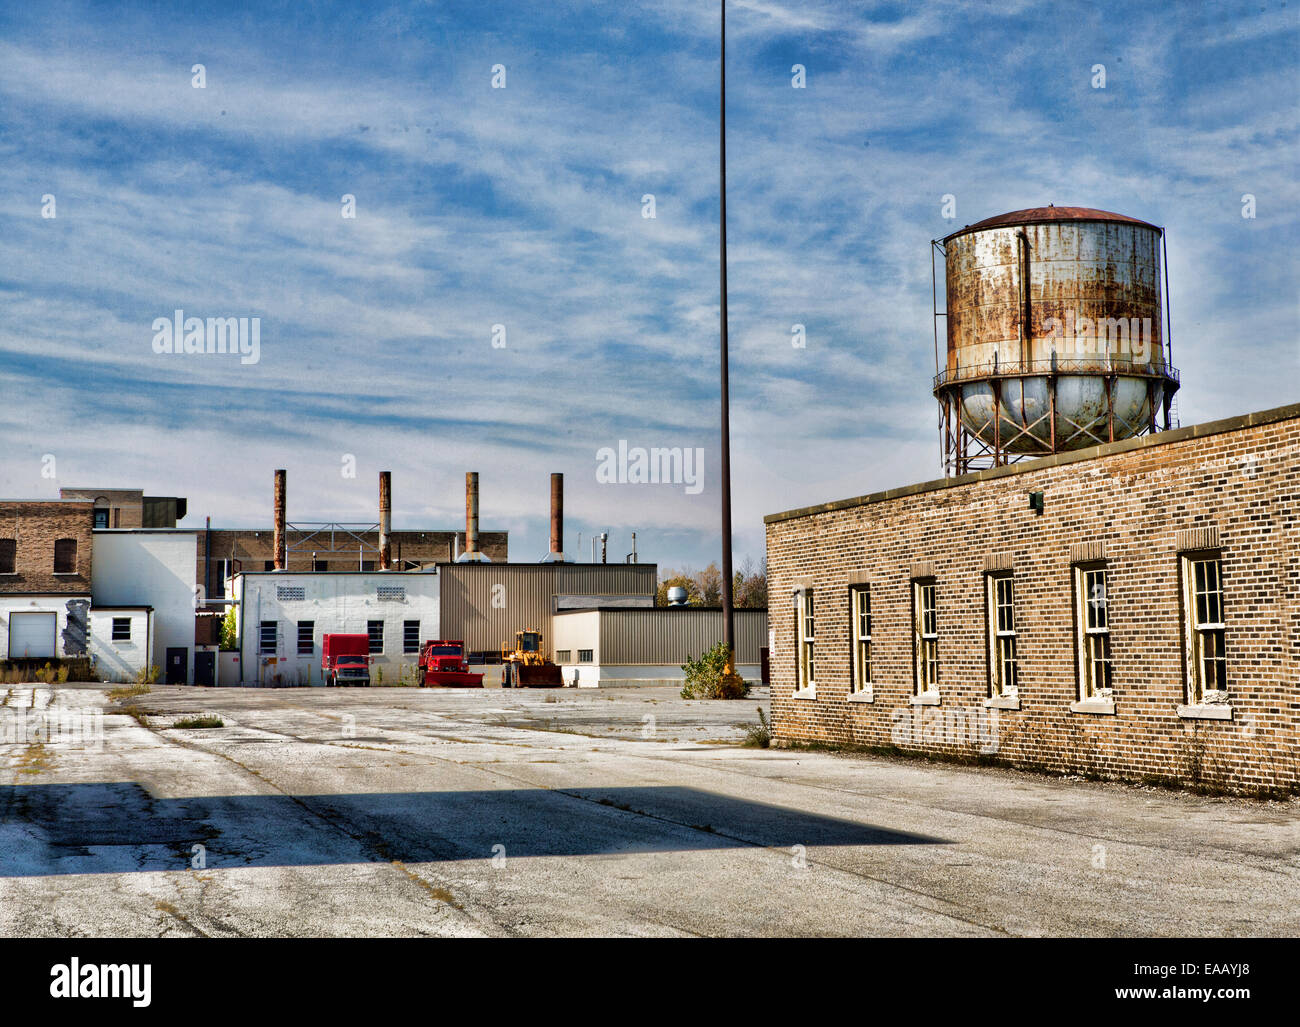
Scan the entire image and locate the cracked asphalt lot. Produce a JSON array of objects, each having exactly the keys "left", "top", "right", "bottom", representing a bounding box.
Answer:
[{"left": 1, "top": 683, "right": 1297, "bottom": 937}]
